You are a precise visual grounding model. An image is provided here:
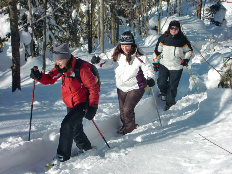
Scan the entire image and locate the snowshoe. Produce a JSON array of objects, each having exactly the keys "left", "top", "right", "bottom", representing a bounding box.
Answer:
[
  {"left": 45, "top": 154, "right": 64, "bottom": 168},
  {"left": 46, "top": 146, "right": 97, "bottom": 168},
  {"left": 72, "top": 145, "right": 97, "bottom": 157},
  {"left": 165, "top": 105, "right": 170, "bottom": 111},
  {"left": 117, "top": 129, "right": 125, "bottom": 135},
  {"left": 135, "top": 124, "right": 139, "bottom": 129},
  {"left": 117, "top": 124, "right": 139, "bottom": 135}
]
